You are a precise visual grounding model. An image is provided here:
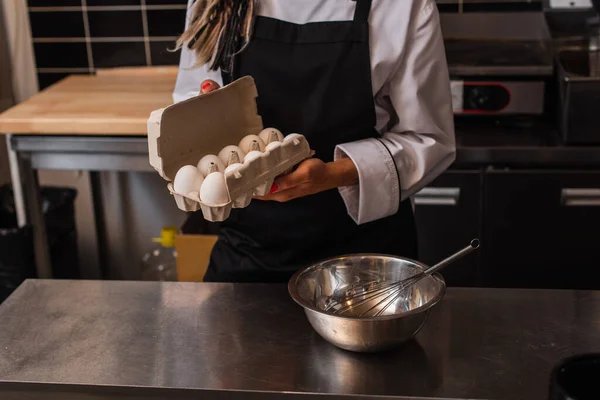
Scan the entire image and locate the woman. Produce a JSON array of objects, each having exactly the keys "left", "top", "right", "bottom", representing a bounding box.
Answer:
[{"left": 173, "top": 0, "right": 456, "bottom": 283}]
